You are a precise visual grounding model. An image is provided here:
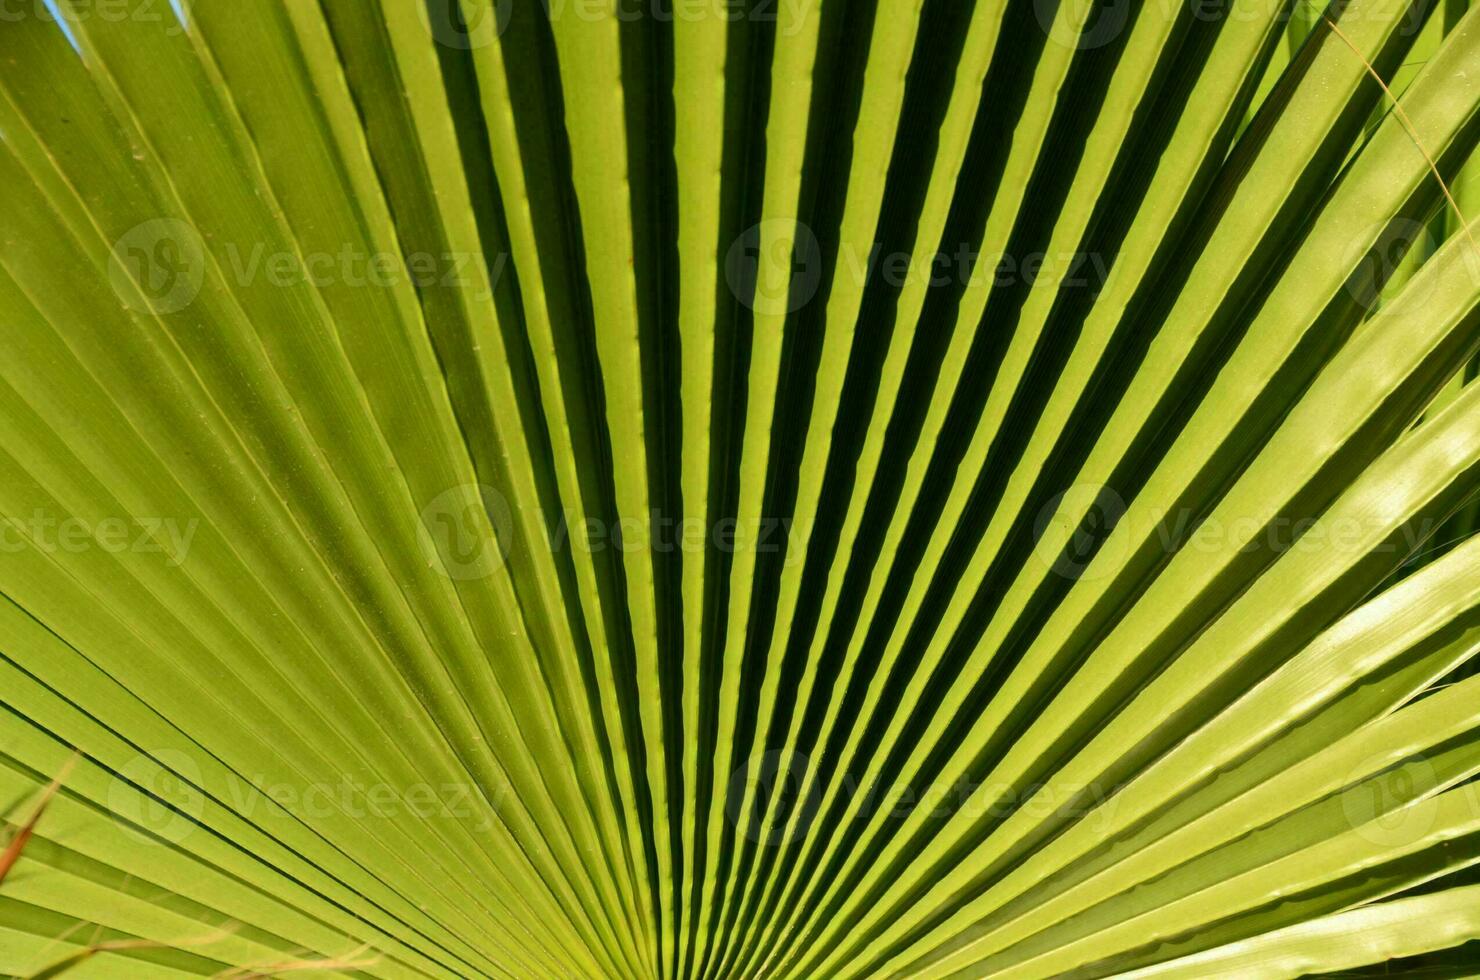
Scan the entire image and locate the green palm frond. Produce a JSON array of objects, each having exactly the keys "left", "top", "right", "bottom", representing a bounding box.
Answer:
[{"left": 1, "top": 0, "right": 1478, "bottom": 977}]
